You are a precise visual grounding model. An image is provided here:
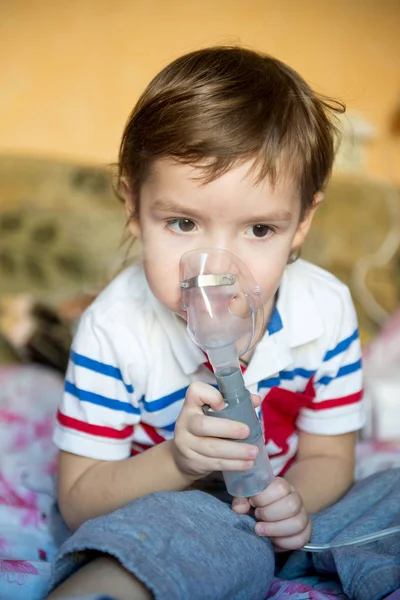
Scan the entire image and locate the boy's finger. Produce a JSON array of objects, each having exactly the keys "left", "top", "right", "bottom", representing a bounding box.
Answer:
[
  {"left": 191, "top": 436, "right": 258, "bottom": 460},
  {"left": 249, "top": 477, "right": 292, "bottom": 508},
  {"left": 189, "top": 413, "right": 250, "bottom": 440},
  {"left": 186, "top": 381, "right": 226, "bottom": 411},
  {"left": 232, "top": 497, "right": 251, "bottom": 514},
  {"left": 268, "top": 521, "right": 312, "bottom": 551},
  {"left": 254, "top": 491, "right": 303, "bottom": 522},
  {"left": 254, "top": 510, "right": 309, "bottom": 537},
  {"left": 251, "top": 394, "right": 262, "bottom": 408}
]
